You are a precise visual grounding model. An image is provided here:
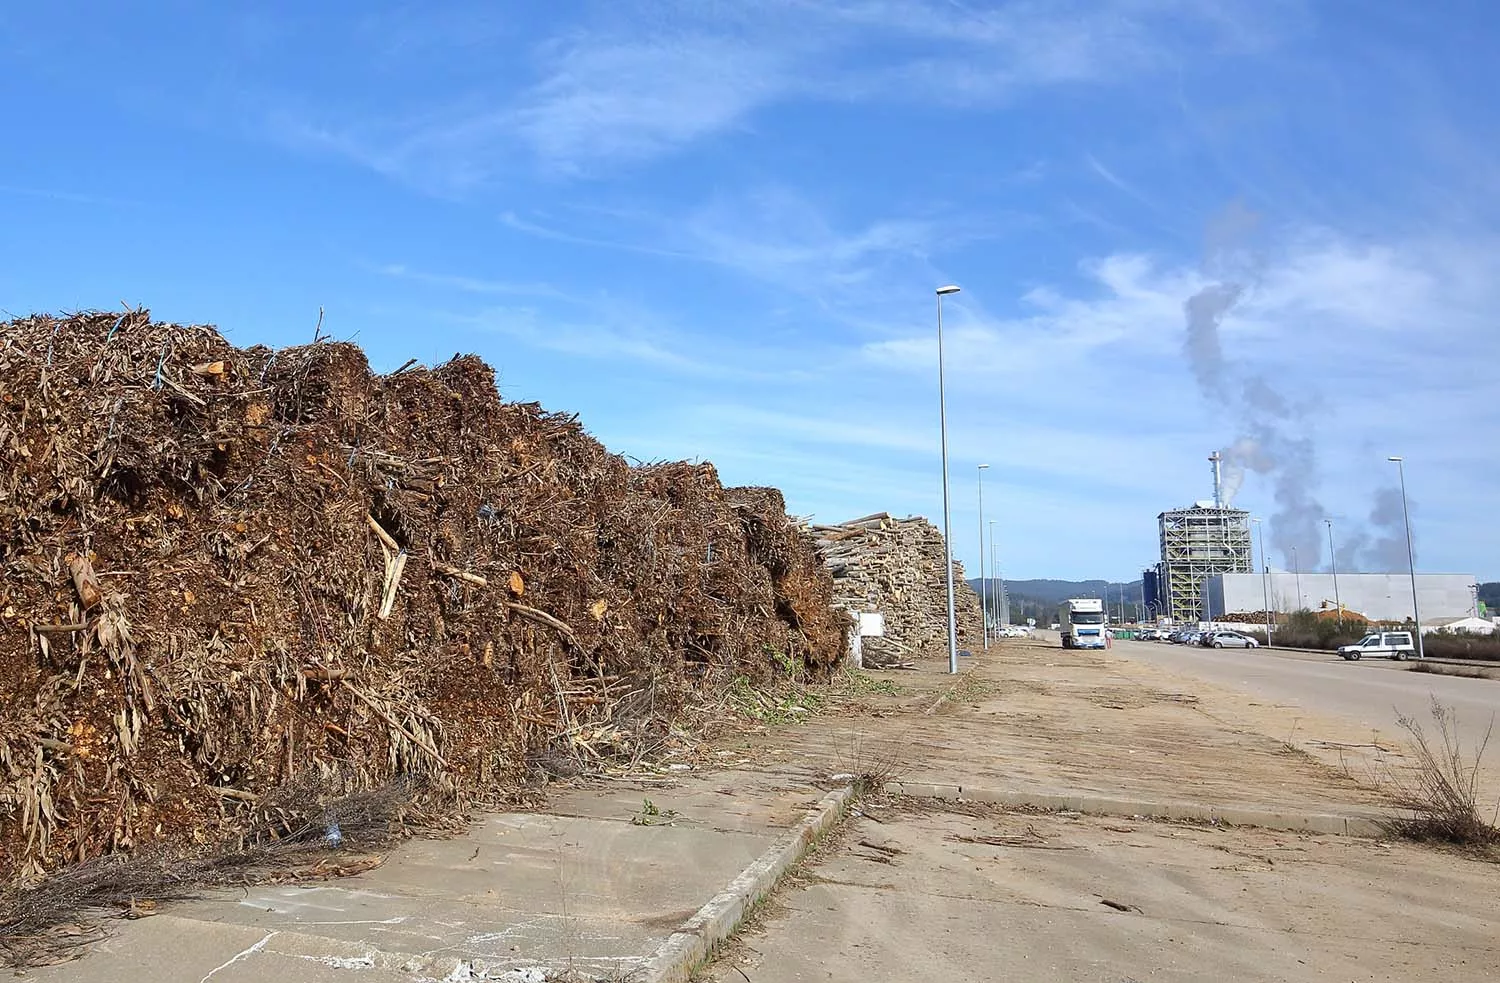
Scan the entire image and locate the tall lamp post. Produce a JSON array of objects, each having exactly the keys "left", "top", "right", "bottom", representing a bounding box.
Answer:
[
  {"left": 1388, "top": 456, "right": 1425, "bottom": 660},
  {"left": 936, "top": 285, "right": 961, "bottom": 674},
  {"left": 1292, "top": 546, "right": 1303, "bottom": 612},
  {"left": 978, "top": 464, "right": 990, "bottom": 650},
  {"left": 1252, "top": 518, "right": 1272, "bottom": 647},
  {"left": 989, "top": 519, "right": 999, "bottom": 627},
  {"left": 1325, "top": 519, "right": 1343, "bottom": 630}
]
